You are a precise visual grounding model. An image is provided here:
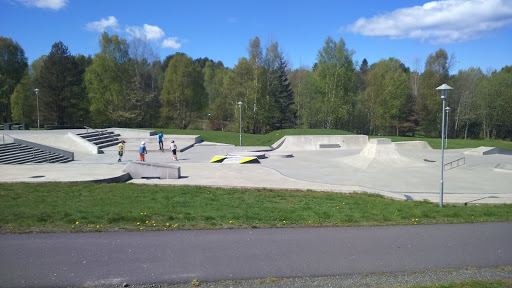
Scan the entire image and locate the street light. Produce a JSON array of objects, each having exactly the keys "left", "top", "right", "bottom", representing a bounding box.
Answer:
[
  {"left": 445, "top": 107, "right": 451, "bottom": 148},
  {"left": 238, "top": 102, "right": 243, "bottom": 146},
  {"left": 436, "top": 84, "right": 453, "bottom": 208},
  {"left": 34, "top": 88, "right": 40, "bottom": 130}
]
